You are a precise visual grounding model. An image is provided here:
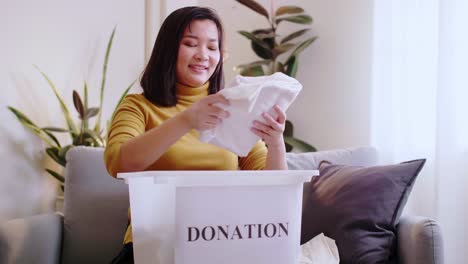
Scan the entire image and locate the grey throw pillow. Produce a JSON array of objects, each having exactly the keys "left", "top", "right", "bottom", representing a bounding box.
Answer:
[{"left": 301, "top": 159, "right": 425, "bottom": 264}]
